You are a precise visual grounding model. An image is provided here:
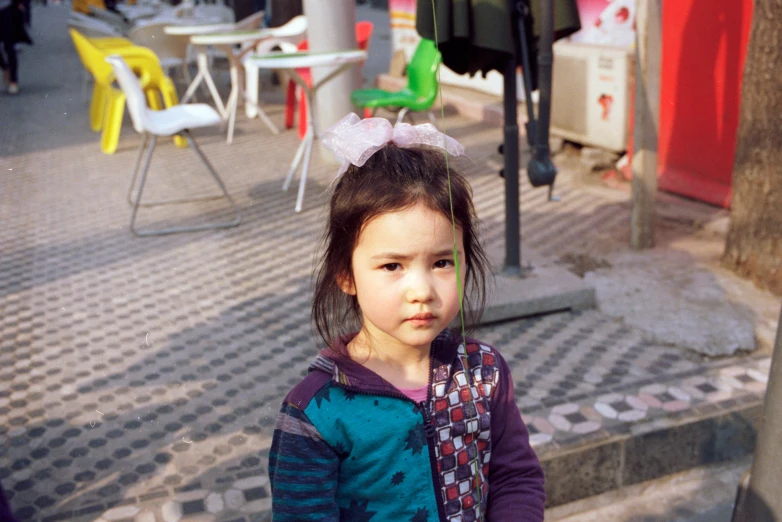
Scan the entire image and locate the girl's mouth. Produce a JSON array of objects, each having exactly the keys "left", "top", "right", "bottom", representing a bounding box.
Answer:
[{"left": 407, "top": 313, "right": 436, "bottom": 325}]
